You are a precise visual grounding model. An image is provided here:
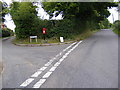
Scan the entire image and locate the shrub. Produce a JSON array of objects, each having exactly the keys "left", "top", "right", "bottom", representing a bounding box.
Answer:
[
  {"left": 46, "top": 19, "right": 74, "bottom": 39},
  {"left": 2, "top": 29, "right": 10, "bottom": 37}
]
